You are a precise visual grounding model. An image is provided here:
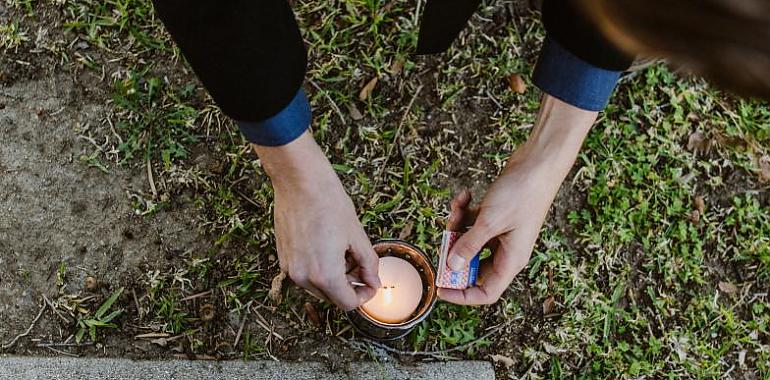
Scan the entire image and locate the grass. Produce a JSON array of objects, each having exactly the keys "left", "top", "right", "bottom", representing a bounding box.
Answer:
[
  {"left": 75, "top": 287, "right": 124, "bottom": 343},
  {"left": 3, "top": 0, "right": 769, "bottom": 377}
]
